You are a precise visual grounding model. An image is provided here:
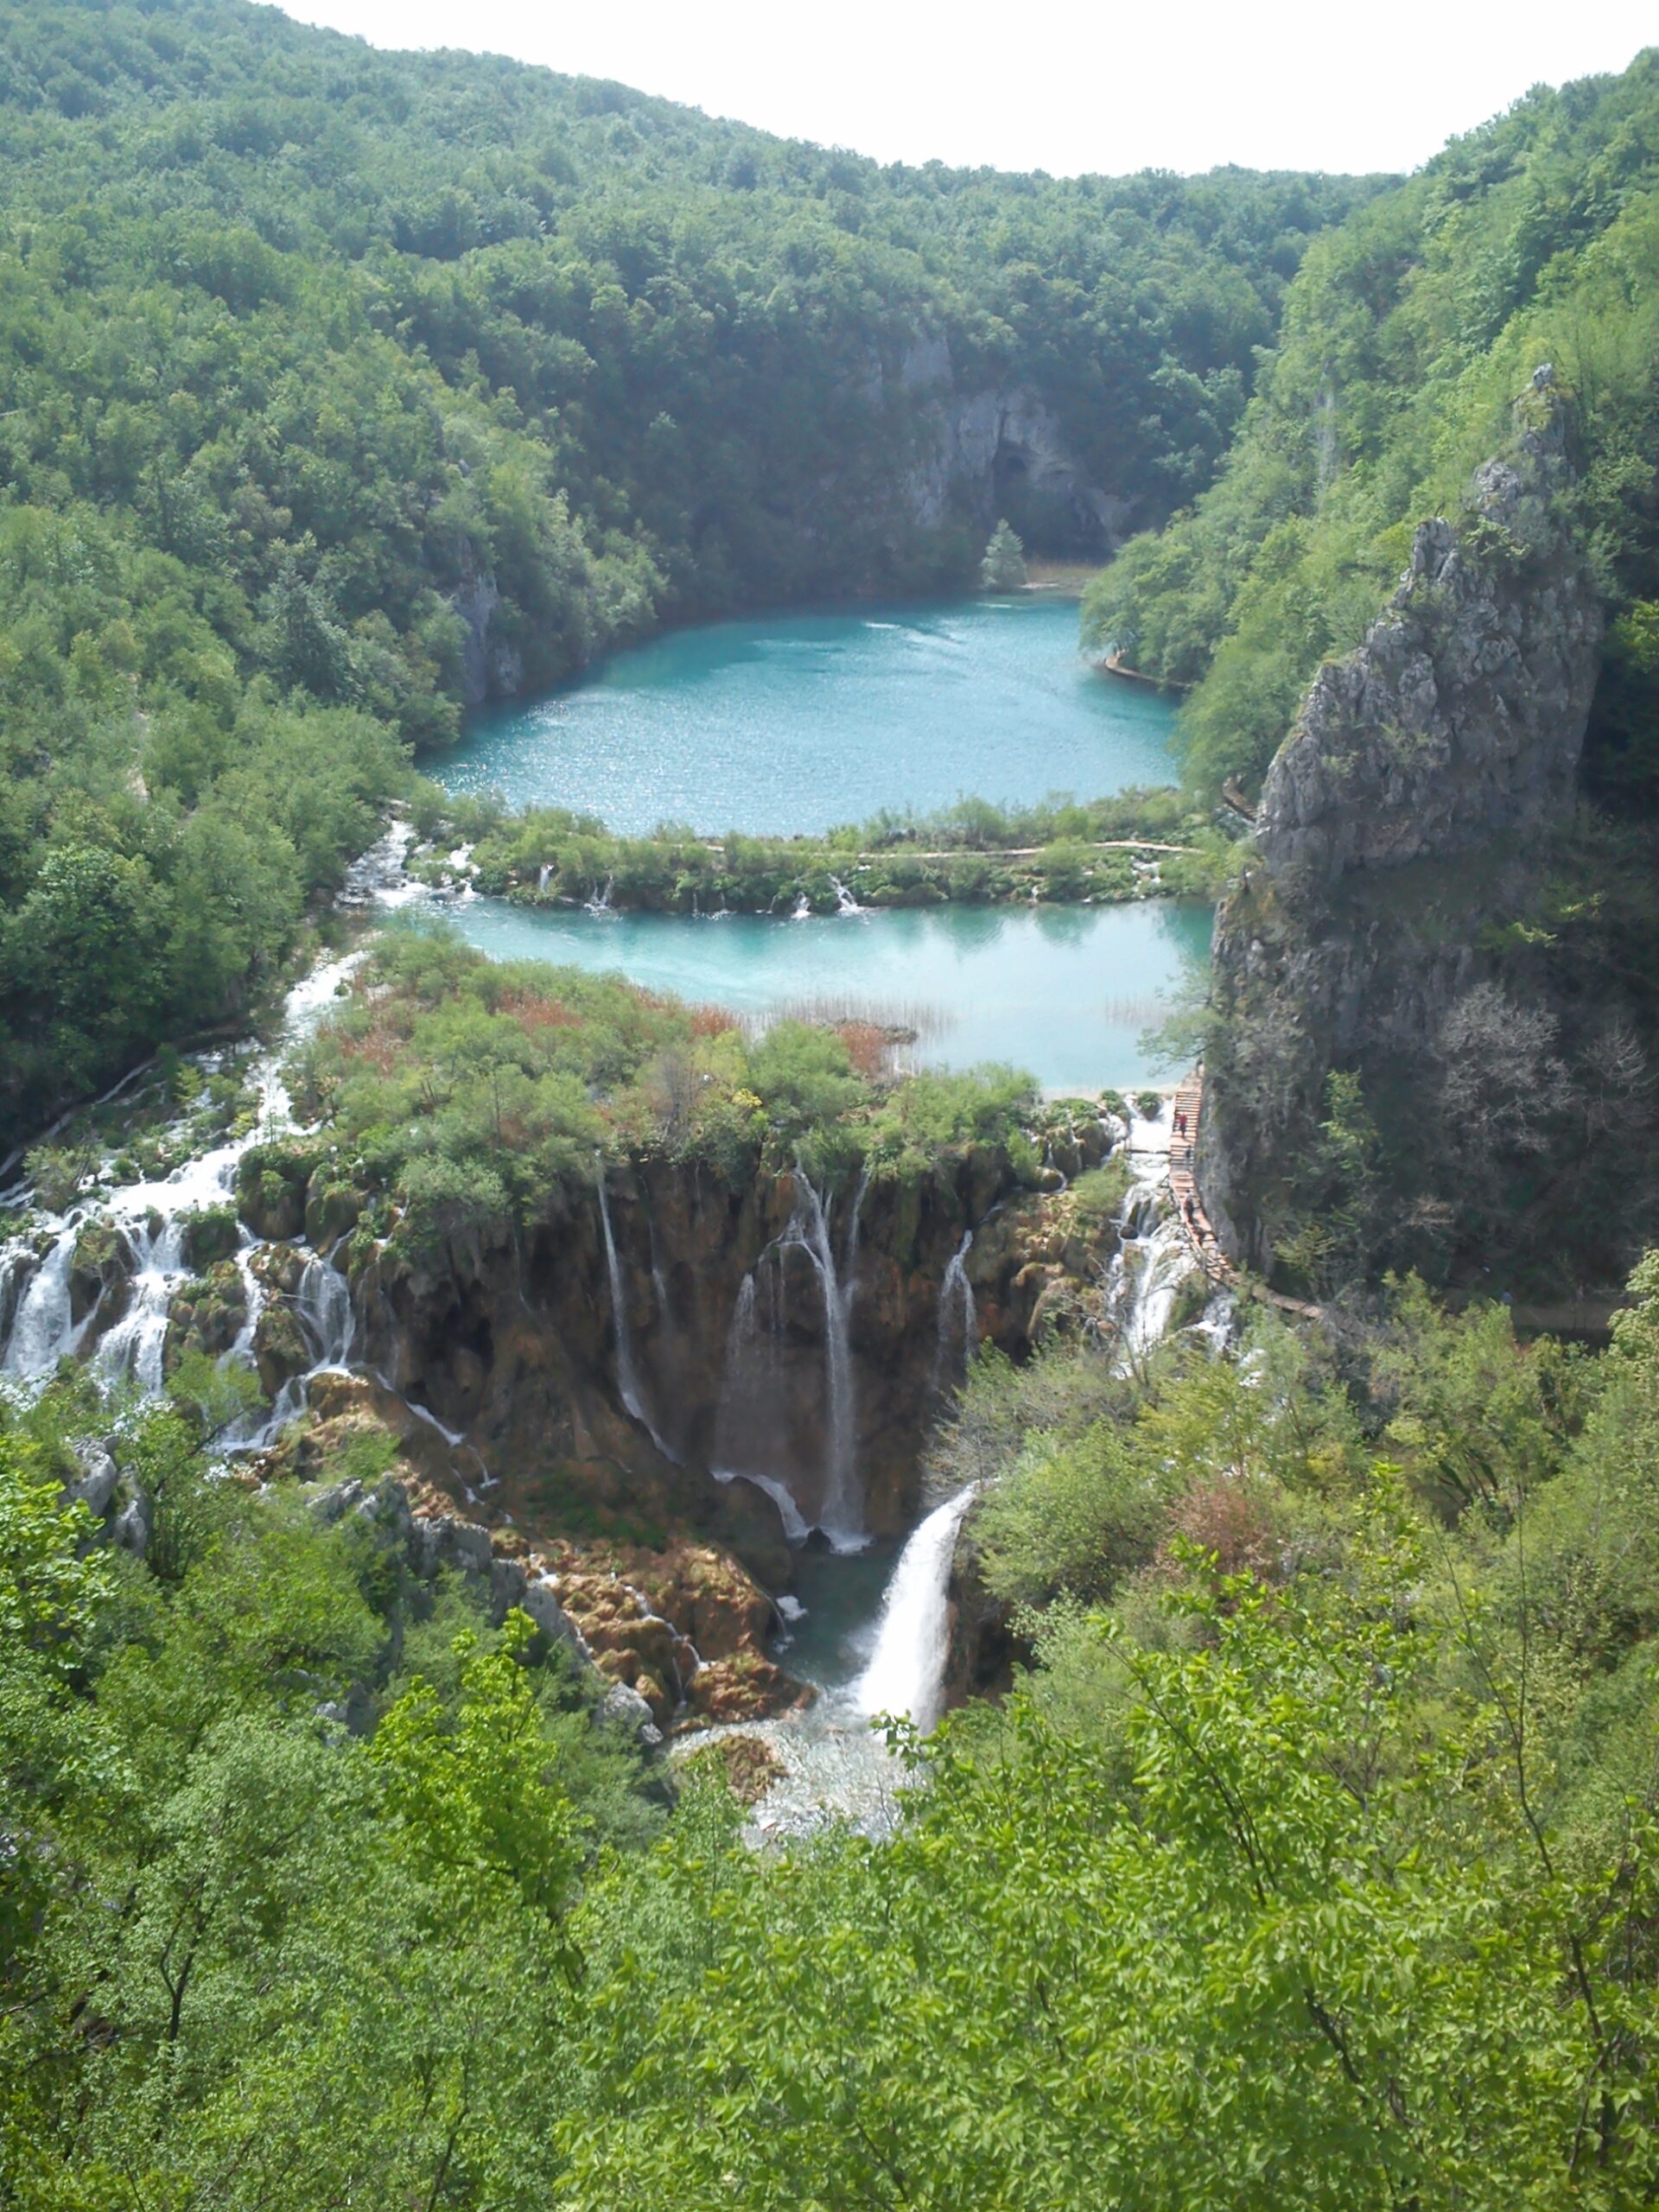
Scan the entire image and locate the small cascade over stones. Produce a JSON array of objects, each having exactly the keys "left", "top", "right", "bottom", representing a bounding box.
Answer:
[
  {"left": 829, "top": 874, "right": 865, "bottom": 916},
  {"left": 2, "top": 1220, "right": 91, "bottom": 1379},
  {"left": 931, "top": 1230, "right": 976, "bottom": 1395},
  {"left": 93, "top": 1214, "right": 188, "bottom": 1395},
  {"left": 1108, "top": 1103, "right": 1199, "bottom": 1361},
  {"left": 0, "top": 952, "right": 362, "bottom": 1395},
  {"left": 297, "top": 1250, "right": 356, "bottom": 1370},
  {"left": 855, "top": 1487, "right": 977, "bottom": 1733}
]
